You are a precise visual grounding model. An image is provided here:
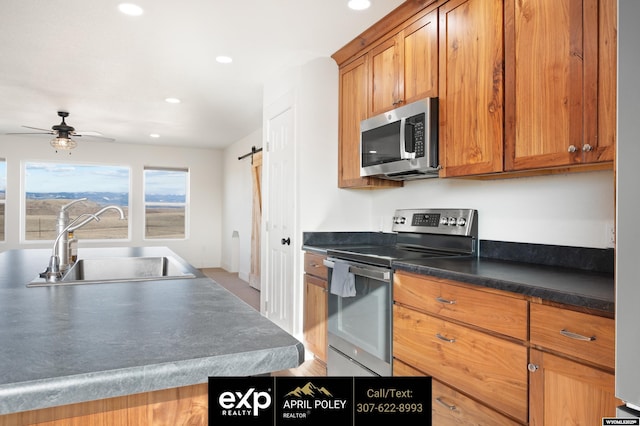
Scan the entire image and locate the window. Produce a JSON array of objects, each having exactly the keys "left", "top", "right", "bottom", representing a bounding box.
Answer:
[
  {"left": 144, "top": 167, "right": 188, "bottom": 239},
  {"left": 0, "top": 159, "right": 5, "bottom": 241},
  {"left": 24, "top": 162, "right": 129, "bottom": 240}
]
